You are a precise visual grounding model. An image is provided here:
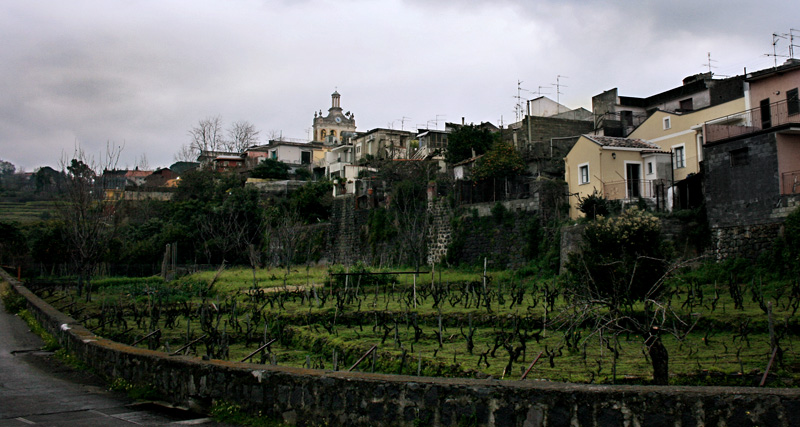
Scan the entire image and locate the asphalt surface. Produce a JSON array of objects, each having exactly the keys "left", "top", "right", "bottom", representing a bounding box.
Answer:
[{"left": 0, "top": 290, "right": 232, "bottom": 426}]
